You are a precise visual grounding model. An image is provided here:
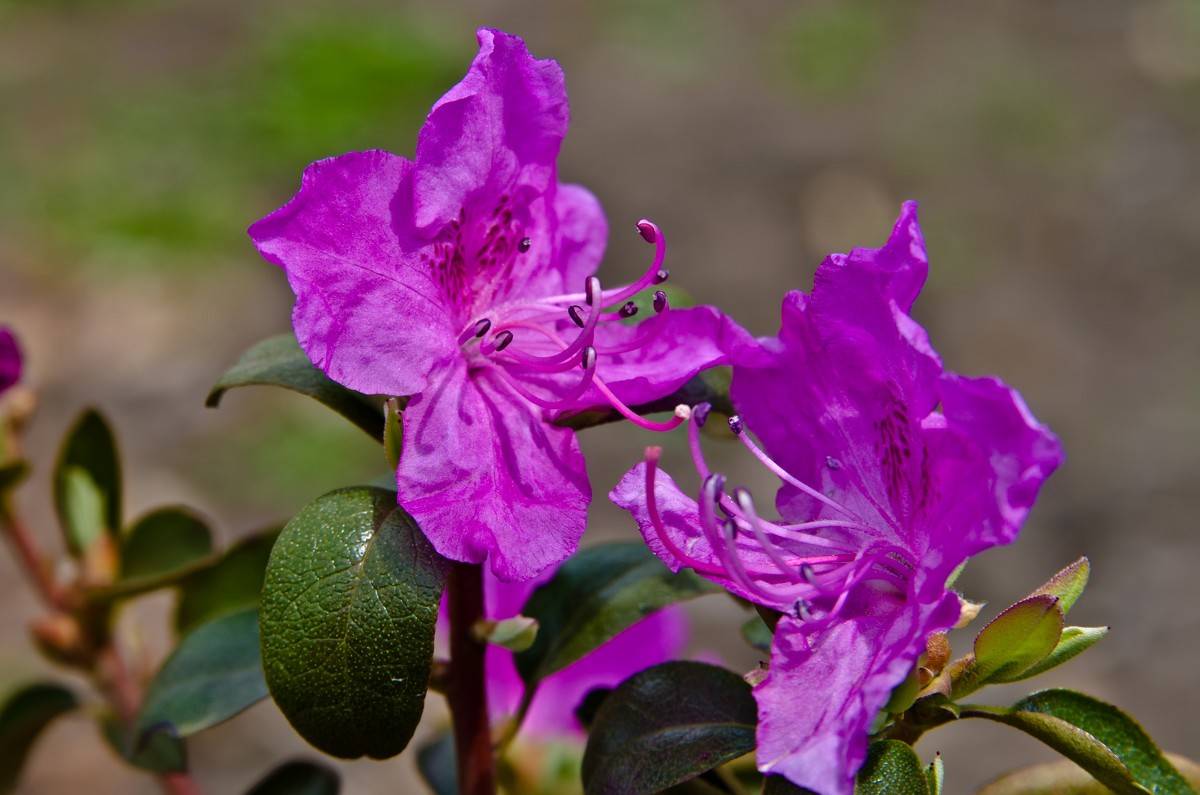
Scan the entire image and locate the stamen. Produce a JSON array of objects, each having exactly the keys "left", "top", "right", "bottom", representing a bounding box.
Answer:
[
  {"left": 653, "top": 290, "right": 668, "bottom": 313},
  {"left": 604, "top": 220, "right": 668, "bottom": 306},
  {"left": 457, "top": 318, "right": 492, "bottom": 345},
  {"left": 636, "top": 220, "right": 658, "bottom": 243},
  {"left": 654, "top": 268, "right": 669, "bottom": 284},
  {"left": 692, "top": 401, "right": 712, "bottom": 428},
  {"left": 593, "top": 377, "right": 689, "bottom": 432},
  {"left": 518, "top": 237, "right": 532, "bottom": 252},
  {"left": 643, "top": 447, "right": 726, "bottom": 577},
  {"left": 492, "top": 330, "right": 514, "bottom": 352},
  {"left": 734, "top": 487, "right": 805, "bottom": 579},
  {"left": 585, "top": 276, "right": 600, "bottom": 306},
  {"left": 619, "top": 301, "right": 639, "bottom": 318},
  {"left": 568, "top": 305, "right": 586, "bottom": 328},
  {"left": 728, "top": 415, "right": 745, "bottom": 435}
]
